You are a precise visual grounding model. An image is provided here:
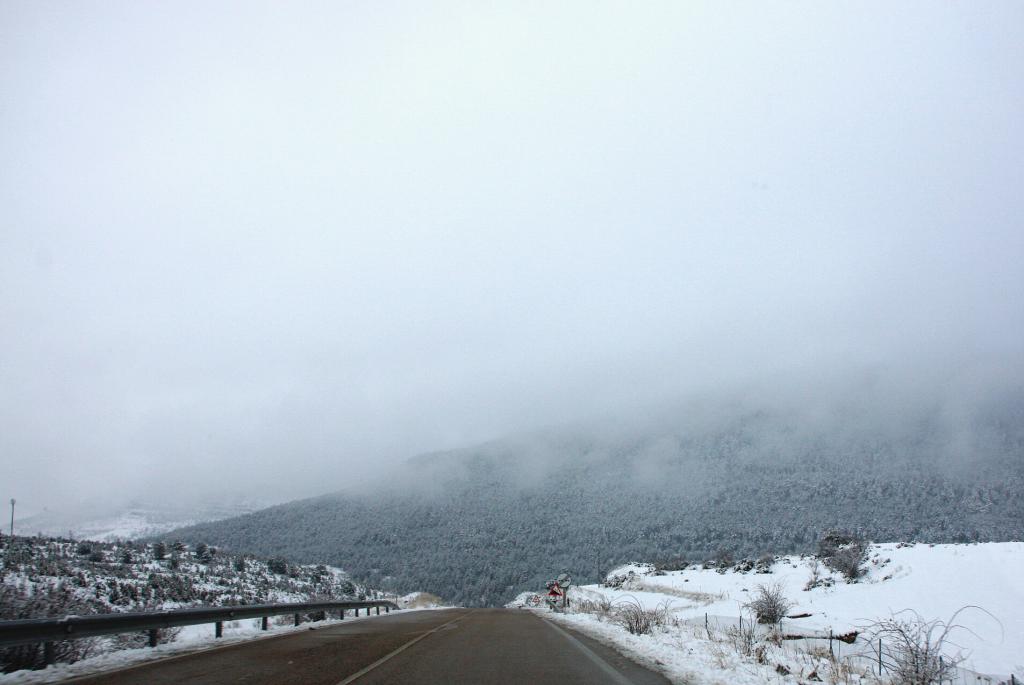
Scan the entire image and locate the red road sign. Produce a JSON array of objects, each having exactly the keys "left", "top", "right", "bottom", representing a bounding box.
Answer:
[{"left": 548, "top": 585, "right": 563, "bottom": 597}]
